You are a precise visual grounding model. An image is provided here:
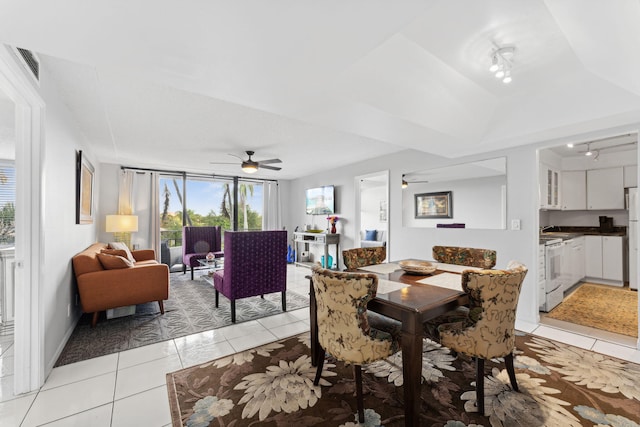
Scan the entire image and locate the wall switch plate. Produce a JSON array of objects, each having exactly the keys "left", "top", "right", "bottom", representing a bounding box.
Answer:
[{"left": 511, "top": 219, "right": 521, "bottom": 230}]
